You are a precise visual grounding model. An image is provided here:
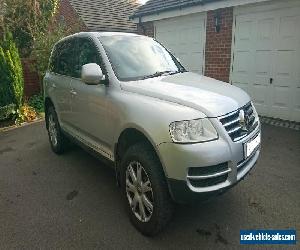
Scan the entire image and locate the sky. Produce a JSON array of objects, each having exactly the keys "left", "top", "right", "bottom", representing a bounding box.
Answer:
[{"left": 138, "top": 0, "right": 149, "bottom": 4}]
